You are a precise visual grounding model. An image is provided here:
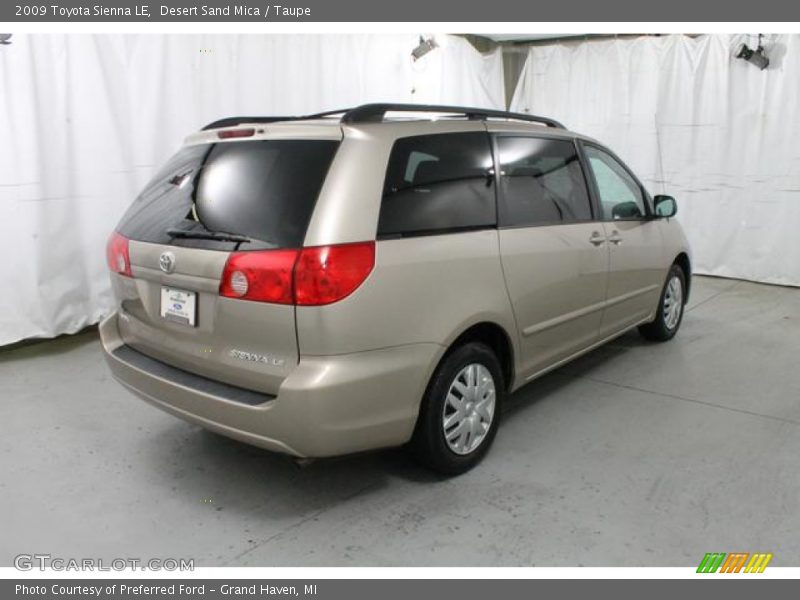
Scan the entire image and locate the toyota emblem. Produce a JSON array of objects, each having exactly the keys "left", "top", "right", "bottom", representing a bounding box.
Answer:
[{"left": 159, "top": 251, "right": 176, "bottom": 274}]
